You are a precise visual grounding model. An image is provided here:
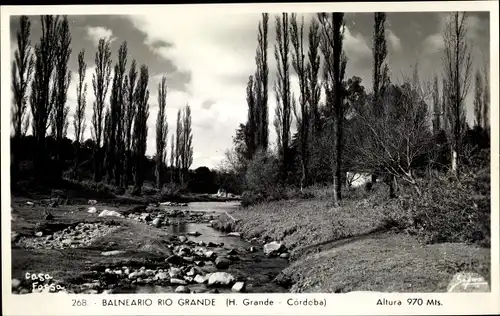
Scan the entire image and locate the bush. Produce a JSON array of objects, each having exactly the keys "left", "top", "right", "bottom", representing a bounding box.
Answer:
[
  {"left": 245, "top": 150, "right": 280, "bottom": 195},
  {"left": 379, "top": 170, "right": 490, "bottom": 247},
  {"left": 241, "top": 191, "right": 264, "bottom": 207}
]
